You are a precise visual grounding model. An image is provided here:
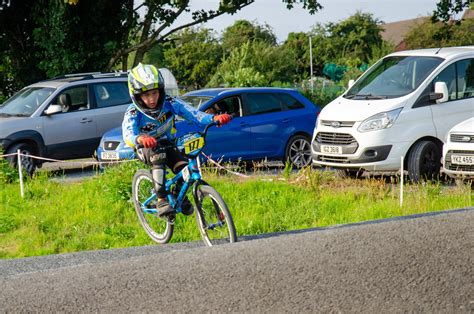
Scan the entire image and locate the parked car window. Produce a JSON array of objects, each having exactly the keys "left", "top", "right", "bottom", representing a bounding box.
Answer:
[
  {"left": 206, "top": 96, "right": 242, "bottom": 117},
  {"left": 433, "top": 63, "right": 456, "bottom": 101},
  {"left": 180, "top": 95, "right": 212, "bottom": 109},
  {"left": 278, "top": 93, "right": 305, "bottom": 110},
  {"left": 245, "top": 93, "right": 282, "bottom": 115},
  {"left": 53, "top": 86, "right": 89, "bottom": 113},
  {"left": 456, "top": 58, "right": 474, "bottom": 99},
  {"left": 0, "top": 87, "right": 54, "bottom": 116},
  {"left": 93, "top": 82, "right": 130, "bottom": 108}
]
